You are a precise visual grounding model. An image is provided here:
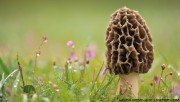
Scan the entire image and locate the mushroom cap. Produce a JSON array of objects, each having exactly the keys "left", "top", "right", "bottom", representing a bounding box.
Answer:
[{"left": 105, "top": 7, "right": 154, "bottom": 75}]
